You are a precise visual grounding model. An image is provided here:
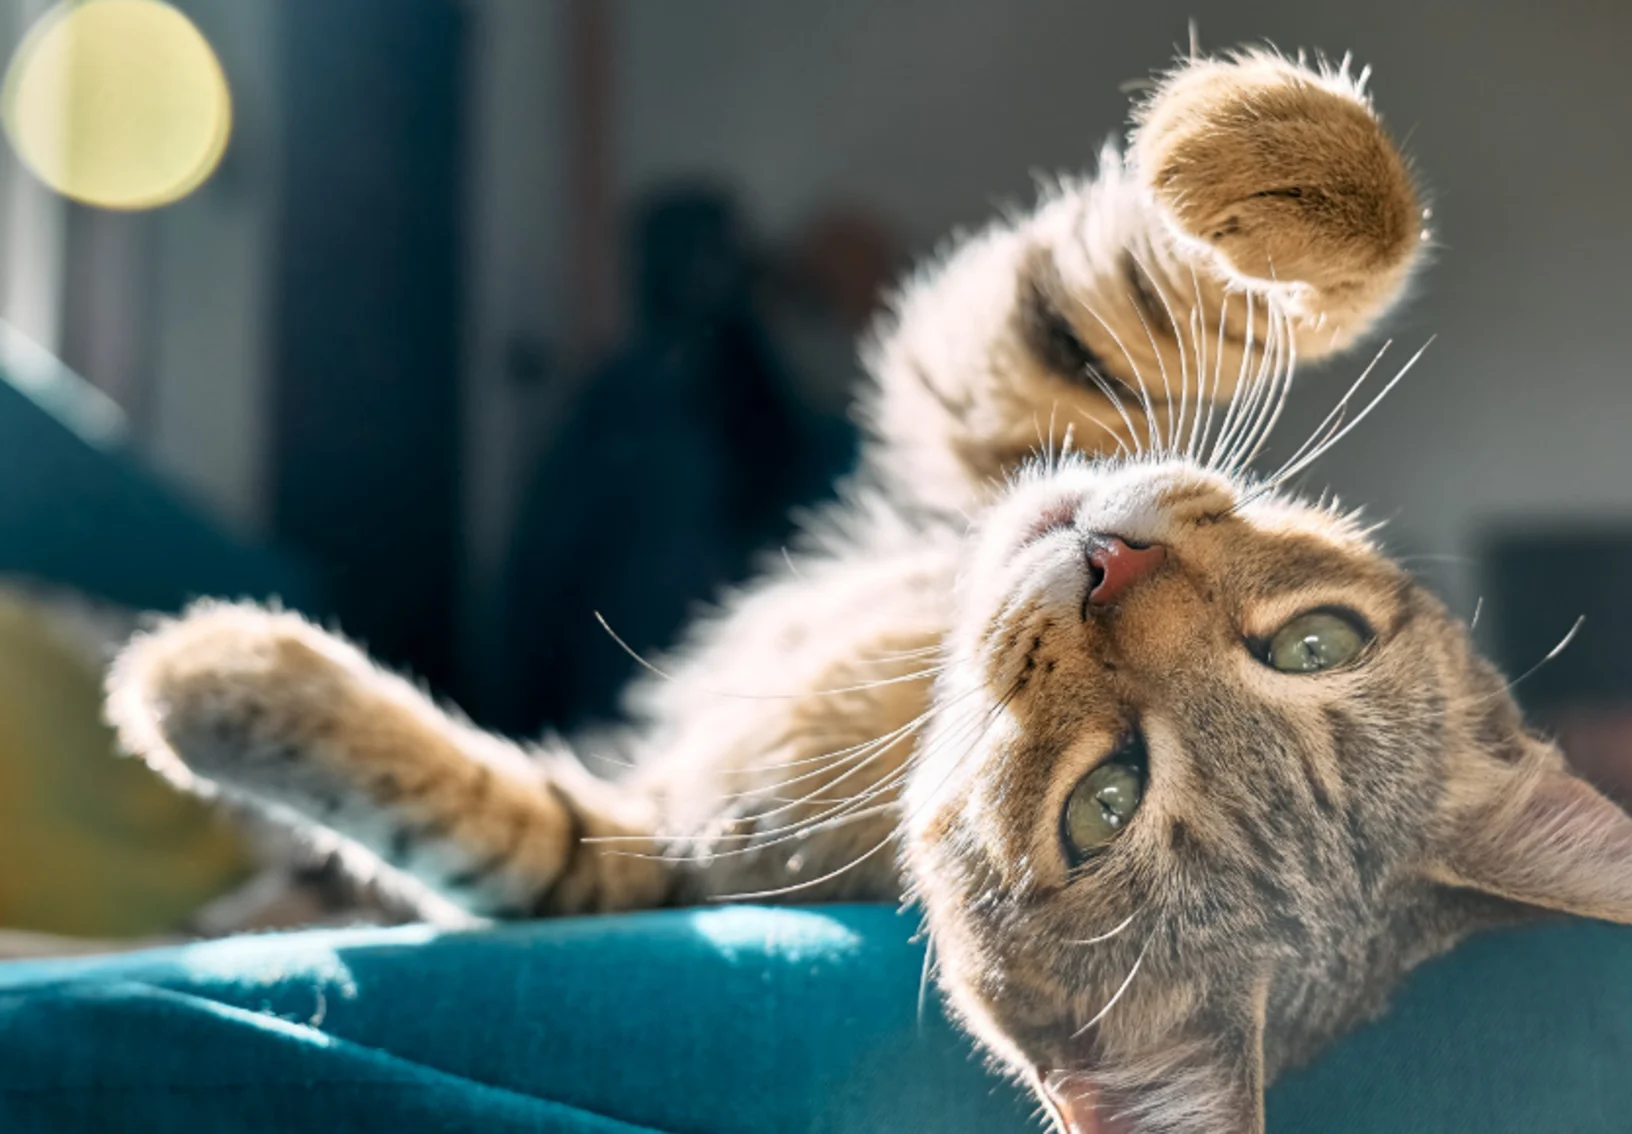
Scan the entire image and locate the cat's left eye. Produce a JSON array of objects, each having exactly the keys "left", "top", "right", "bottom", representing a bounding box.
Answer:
[
  {"left": 1258, "top": 608, "right": 1373, "bottom": 674},
  {"left": 1061, "top": 733, "right": 1146, "bottom": 864}
]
